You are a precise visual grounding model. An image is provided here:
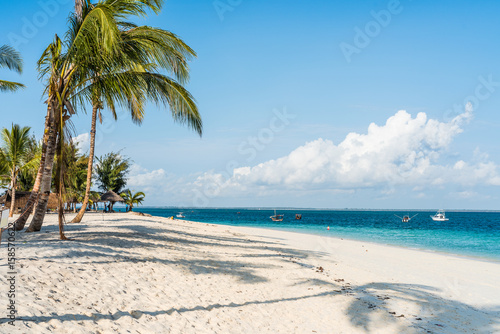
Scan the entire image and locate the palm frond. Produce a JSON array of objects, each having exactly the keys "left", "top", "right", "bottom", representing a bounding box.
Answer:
[
  {"left": 0, "top": 45, "right": 23, "bottom": 73},
  {"left": 0, "top": 80, "right": 25, "bottom": 92}
]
